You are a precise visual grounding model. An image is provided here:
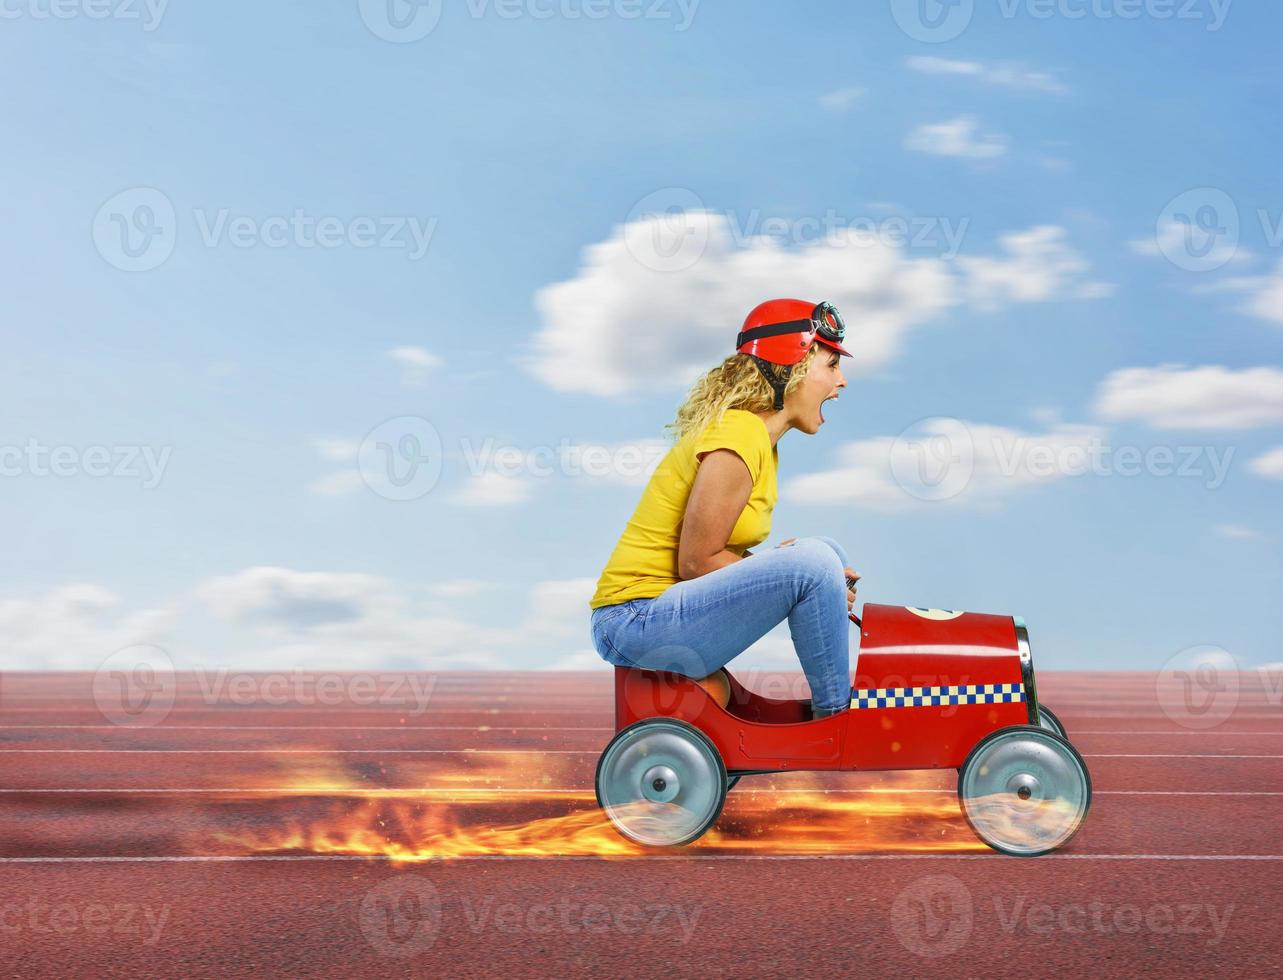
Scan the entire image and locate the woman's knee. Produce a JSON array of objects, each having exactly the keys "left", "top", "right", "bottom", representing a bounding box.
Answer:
[
  {"left": 805, "top": 535, "right": 850, "bottom": 568},
  {"left": 780, "top": 537, "right": 845, "bottom": 591}
]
